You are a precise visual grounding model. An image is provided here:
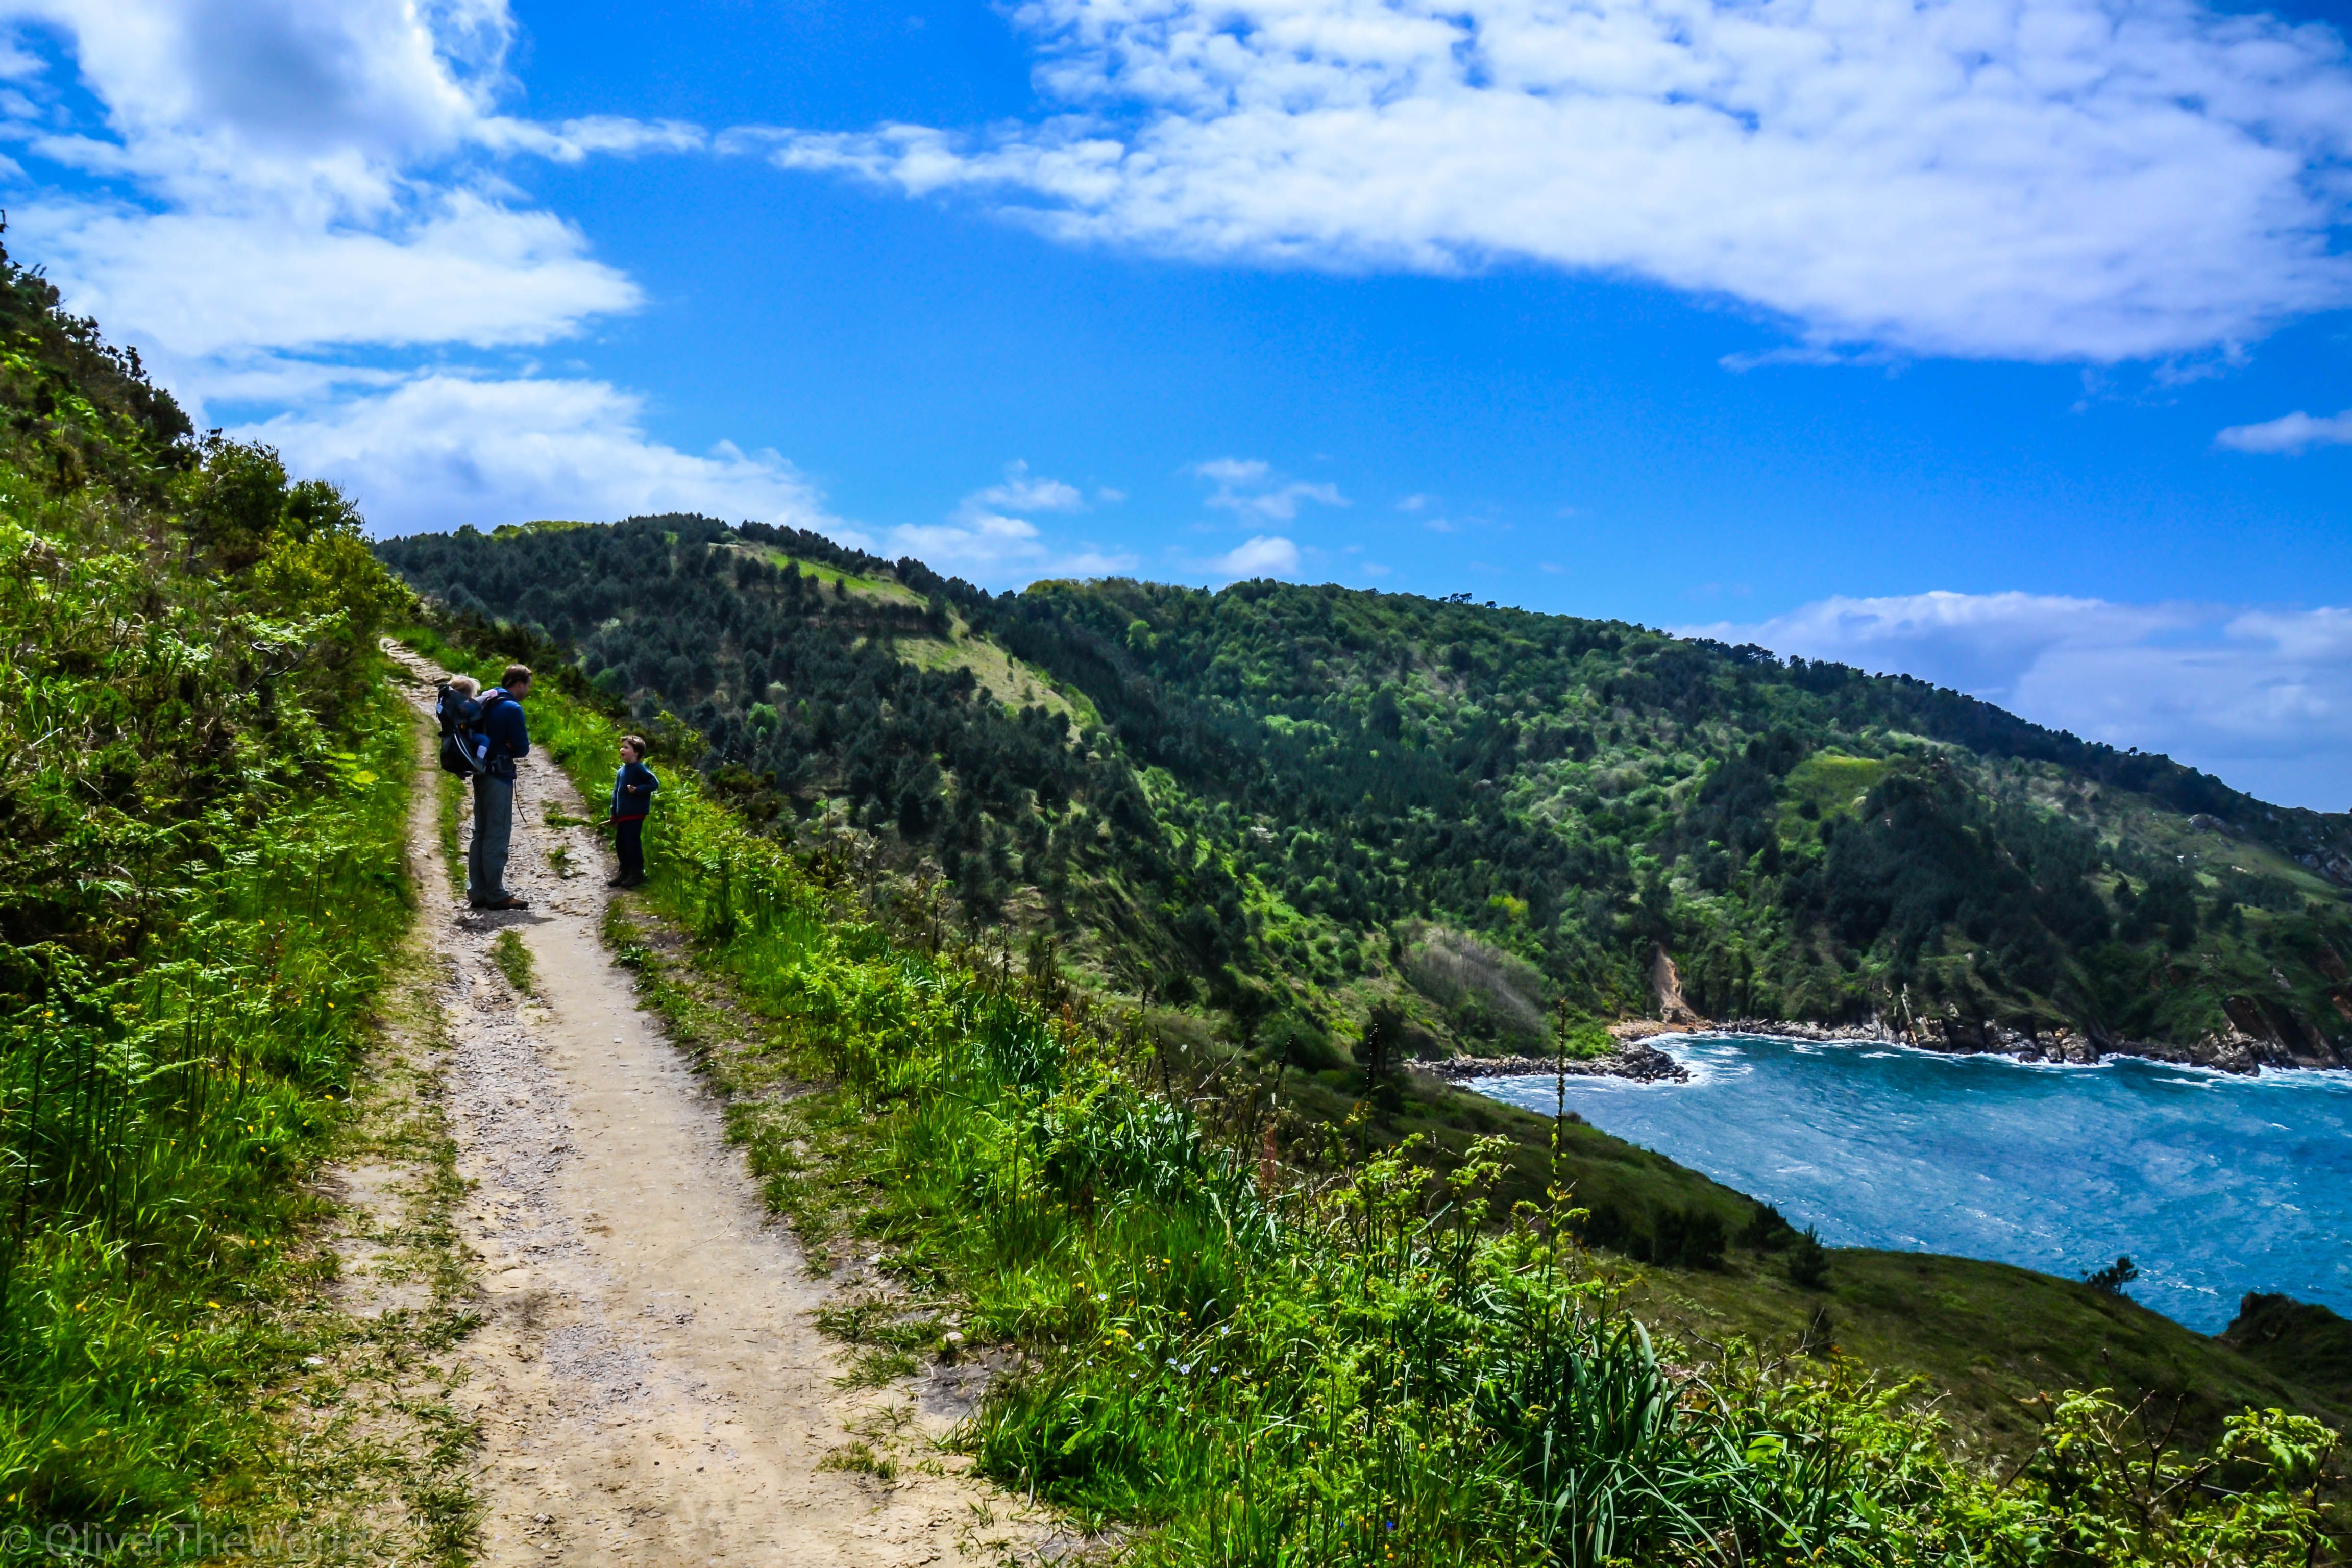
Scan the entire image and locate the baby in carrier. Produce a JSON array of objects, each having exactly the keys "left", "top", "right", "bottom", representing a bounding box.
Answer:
[{"left": 435, "top": 675, "right": 494, "bottom": 774}]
